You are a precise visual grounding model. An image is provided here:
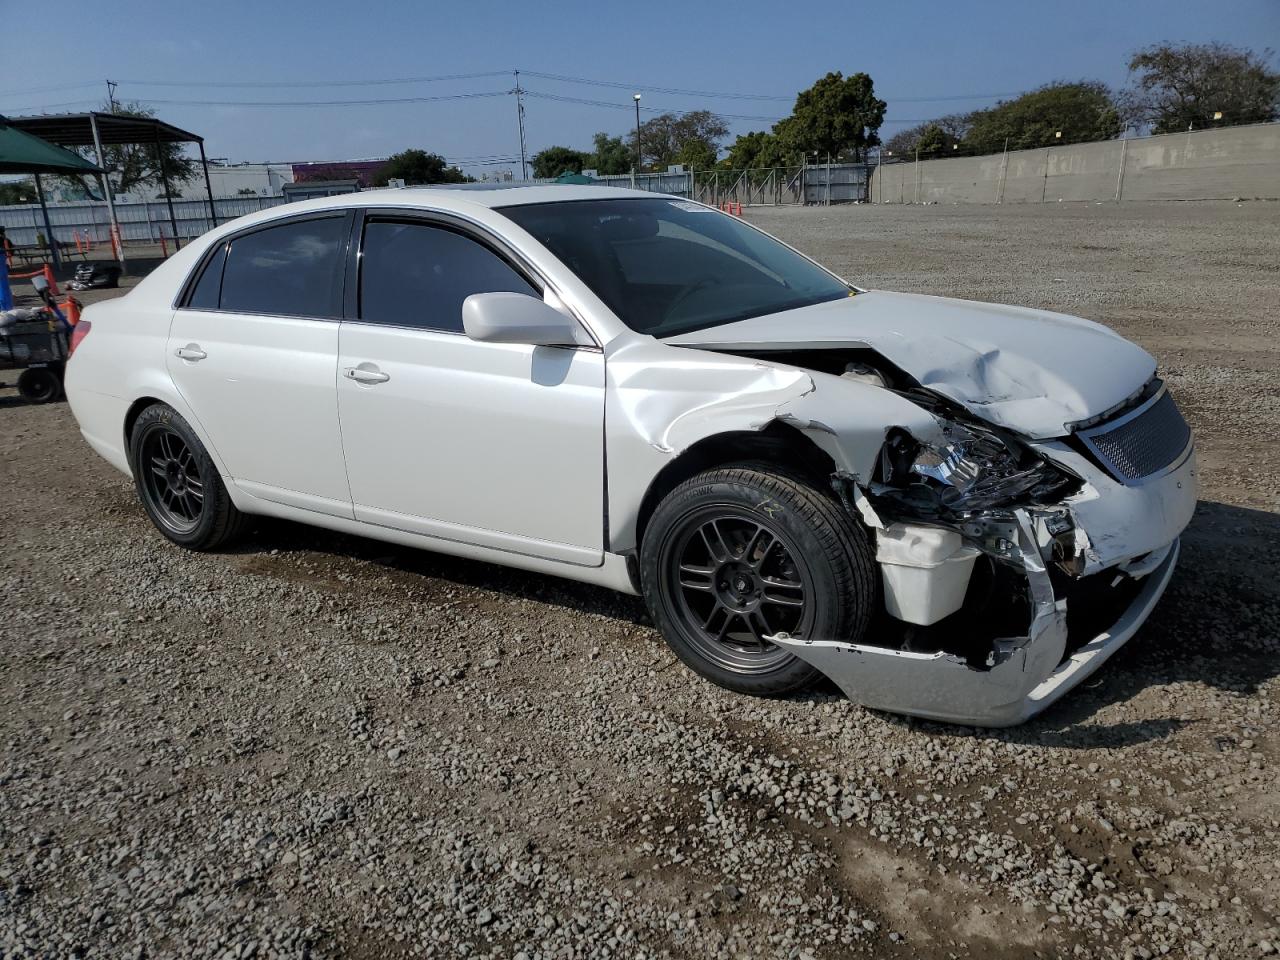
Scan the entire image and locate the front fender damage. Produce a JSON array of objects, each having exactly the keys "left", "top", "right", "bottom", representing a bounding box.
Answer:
[
  {"left": 606, "top": 341, "right": 1191, "bottom": 726},
  {"left": 605, "top": 340, "right": 945, "bottom": 555}
]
